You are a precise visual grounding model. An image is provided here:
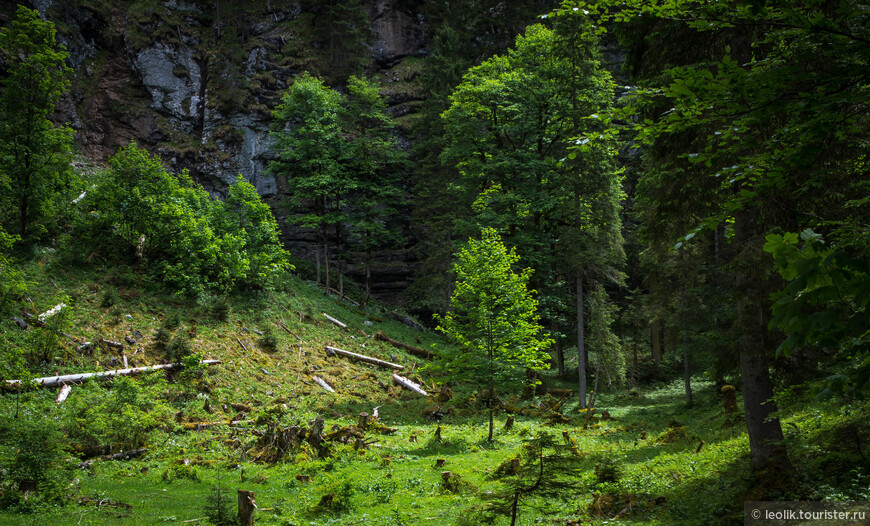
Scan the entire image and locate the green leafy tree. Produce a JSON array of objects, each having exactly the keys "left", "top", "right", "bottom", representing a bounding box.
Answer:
[
  {"left": 433, "top": 228, "right": 552, "bottom": 441},
  {"left": 441, "top": 18, "right": 624, "bottom": 406},
  {"left": 78, "top": 144, "right": 289, "bottom": 295},
  {"left": 270, "top": 73, "right": 350, "bottom": 293},
  {"left": 0, "top": 5, "right": 74, "bottom": 239},
  {"left": 342, "top": 75, "right": 407, "bottom": 305}
]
